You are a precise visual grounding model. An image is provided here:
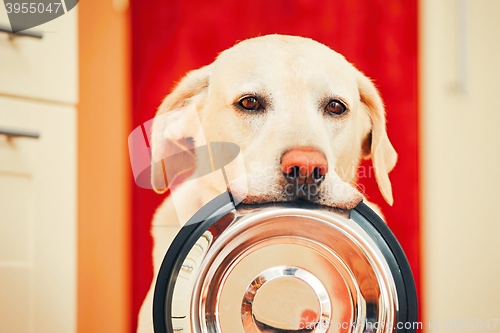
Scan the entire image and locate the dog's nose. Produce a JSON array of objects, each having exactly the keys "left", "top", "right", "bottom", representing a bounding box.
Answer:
[{"left": 280, "top": 147, "right": 328, "bottom": 184}]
